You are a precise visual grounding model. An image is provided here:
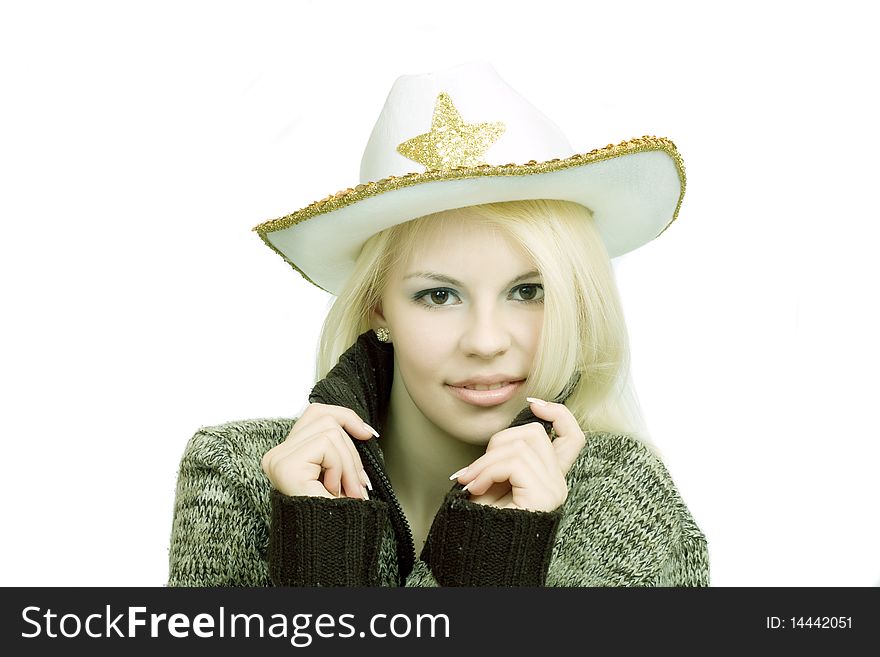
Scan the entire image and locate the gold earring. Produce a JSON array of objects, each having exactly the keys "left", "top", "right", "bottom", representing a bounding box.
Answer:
[{"left": 375, "top": 327, "right": 391, "bottom": 343}]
